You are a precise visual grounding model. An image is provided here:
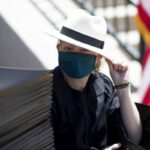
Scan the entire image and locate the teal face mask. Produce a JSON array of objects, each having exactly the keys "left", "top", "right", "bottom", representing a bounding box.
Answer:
[{"left": 58, "top": 52, "right": 96, "bottom": 79}]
